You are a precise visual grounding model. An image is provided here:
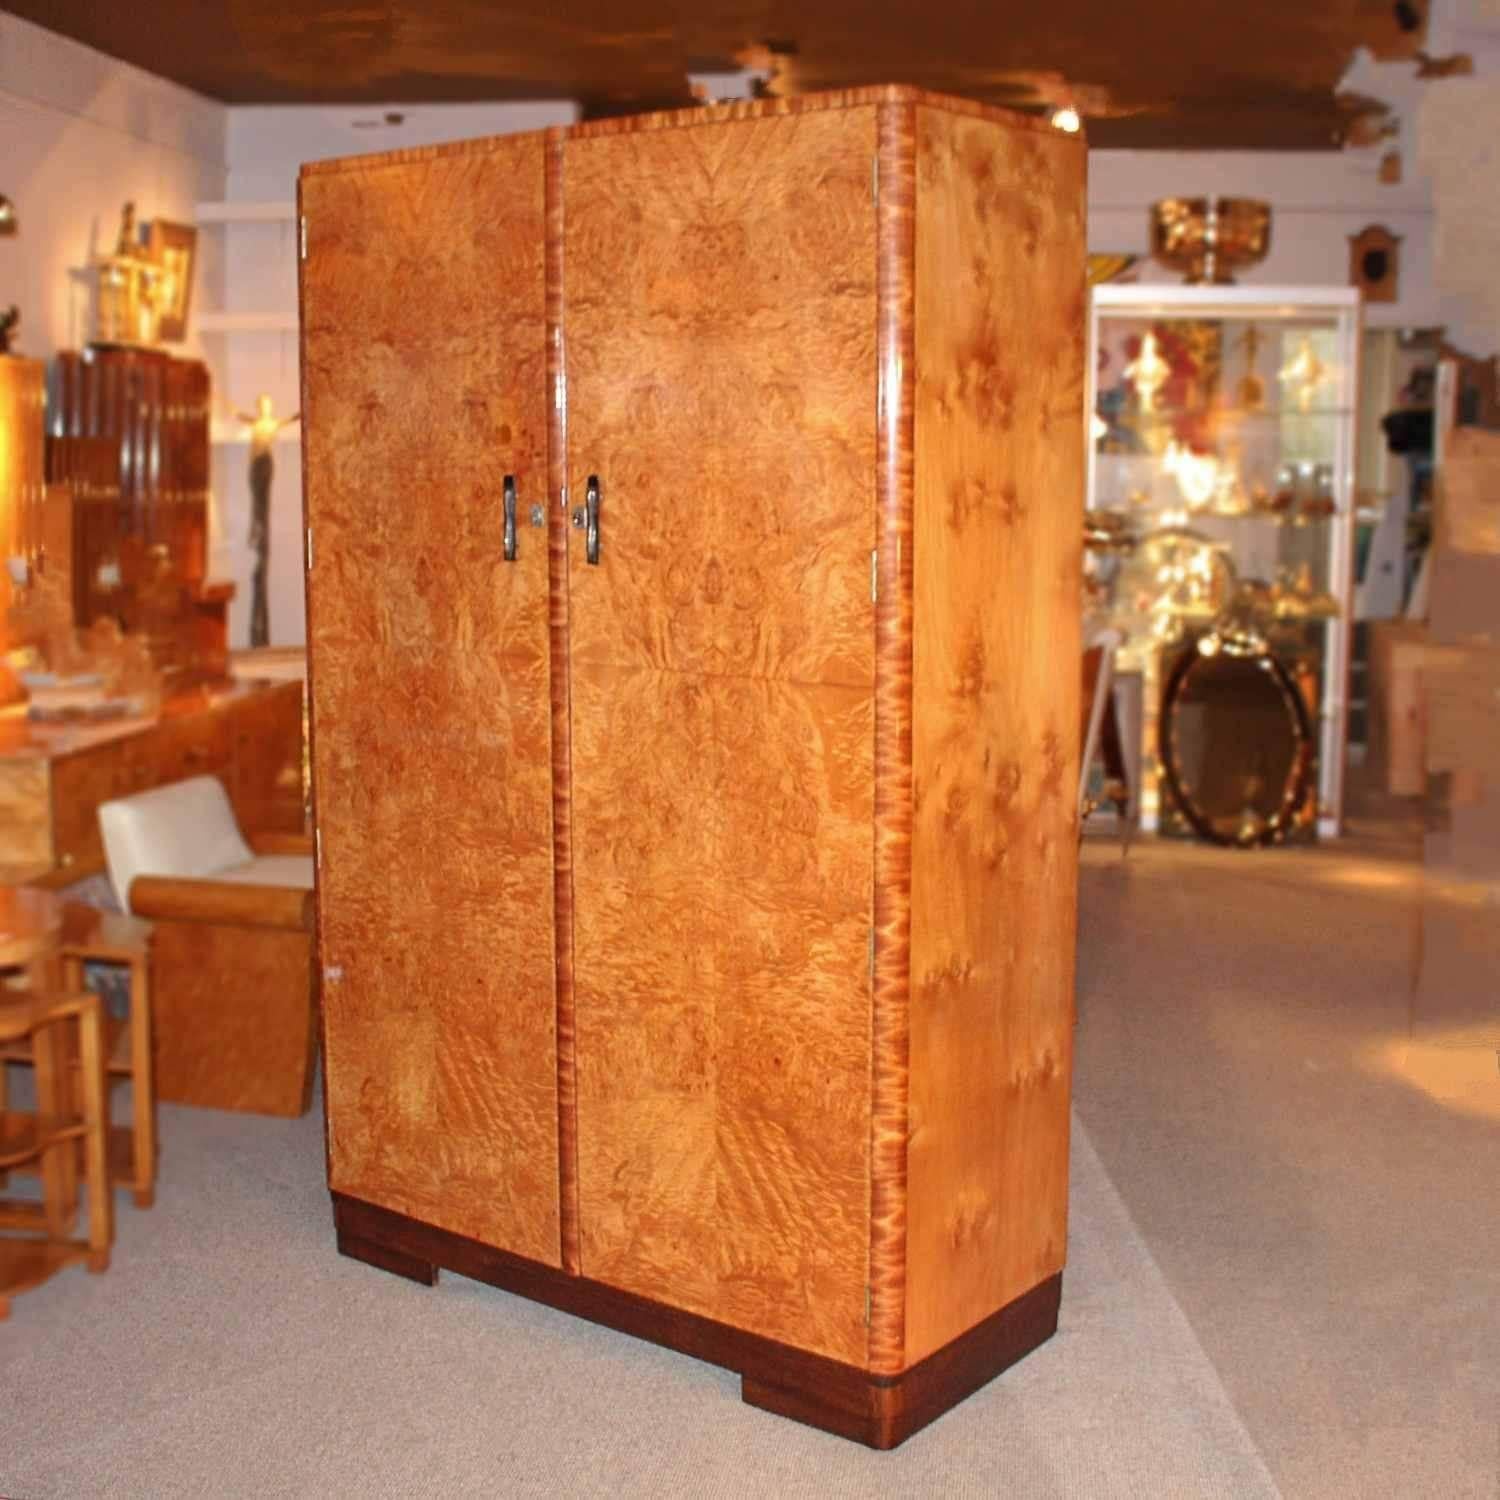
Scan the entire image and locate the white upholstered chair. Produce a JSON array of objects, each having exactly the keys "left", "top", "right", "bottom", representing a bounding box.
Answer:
[{"left": 98, "top": 776, "right": 318, "bottom": 1117}]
